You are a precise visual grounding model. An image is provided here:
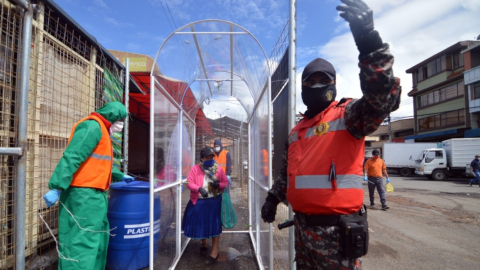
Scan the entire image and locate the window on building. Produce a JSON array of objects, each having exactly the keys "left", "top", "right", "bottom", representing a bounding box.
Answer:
[
  {"left": 434, "top": 114, "right": 441, "bottom": 128},
  {"left": 418, "top": 109, "right": 465, "bottom": 131},
  {"left": 444, "top": 83, "right": 457, "bottom": 100},
  {"left": 453, "top": 52, "right": 464, "bottom": 69},
  {"left": 433, "top": 90, "right": 440, "bottom": 103},
  {"left": 457, "top": 81, "right": 464, "bottom": 96},
  {"left": 459, "top": 109, "right": 465, "bottom": 124},
  {"left": 417, "top": 81, "right": 464, "bottom": 108},
  {"left": 445, "top": 111, "right": 457, "bottom": 126},
  {"left": 416, "top": 55, "right": 447, "bottom": 83},
  {"left": 416, "top": 67, "right": 424, "bottom": 82},
  {"left": 426, "top": 60, "right": 436, "bottom": 78},
  {"left": 474, "top": 82, "right": 480, "bottom": 100}
]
